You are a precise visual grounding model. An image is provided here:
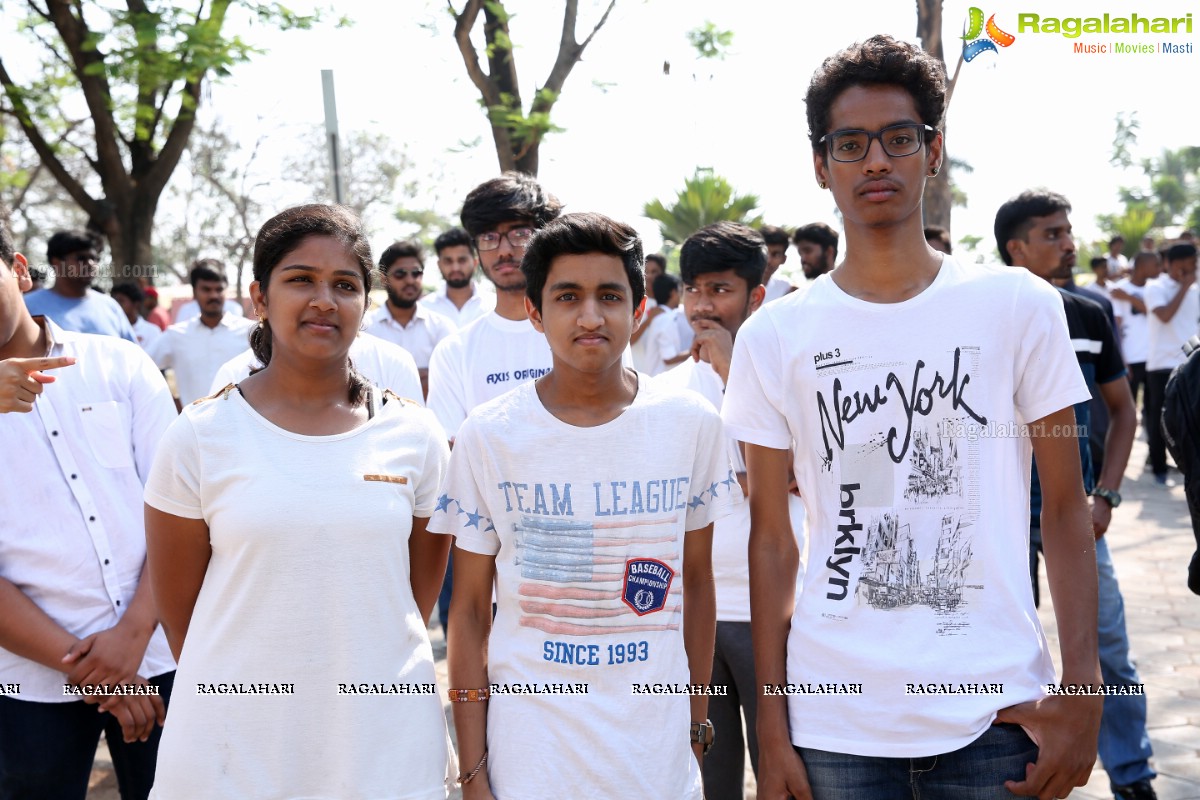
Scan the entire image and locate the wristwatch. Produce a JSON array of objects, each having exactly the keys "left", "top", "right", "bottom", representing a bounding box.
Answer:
[
  {"left": 1092, "top": 487, "right": 1122, "bottom": 508},
  {"left": 690, "top": 720, "right": 715, "bottom": 754}
]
